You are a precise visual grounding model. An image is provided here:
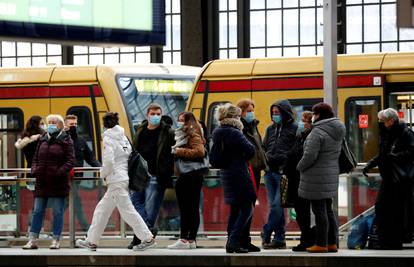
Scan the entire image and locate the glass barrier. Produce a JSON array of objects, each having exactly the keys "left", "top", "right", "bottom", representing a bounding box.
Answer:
[{"left": 0, "top": 167, "right": 381, "bottom": 239}]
